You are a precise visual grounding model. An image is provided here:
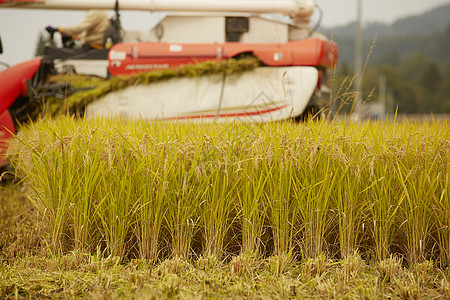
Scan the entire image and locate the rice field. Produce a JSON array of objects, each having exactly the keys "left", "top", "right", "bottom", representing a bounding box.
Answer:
[{"left": 7, "top": 117, "right": 449, "bottom": 270}]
